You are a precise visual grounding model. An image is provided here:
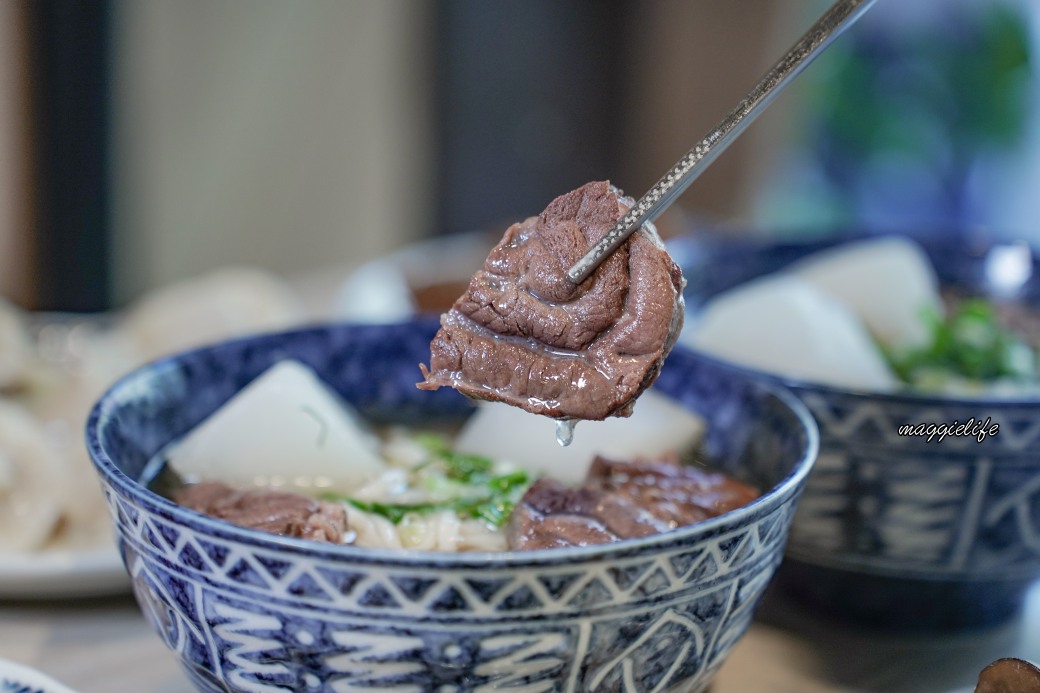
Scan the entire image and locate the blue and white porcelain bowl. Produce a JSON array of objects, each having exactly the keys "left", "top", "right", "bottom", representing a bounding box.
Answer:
[
  {"left": 672, "top": 232, "right": 1040, "bottom": 631},
  {"left": 85, "top": 319, "right": 816, "bottom": 693}
]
